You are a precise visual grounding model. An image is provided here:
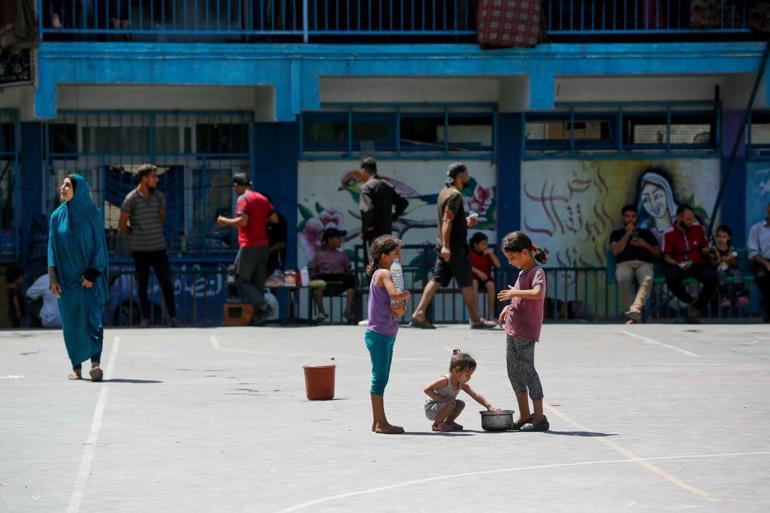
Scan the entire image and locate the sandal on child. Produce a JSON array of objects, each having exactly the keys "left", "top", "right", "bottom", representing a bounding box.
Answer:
[
  {"left": 89, "top": 366, "right": 103, "bottom": 382},
  {"left": 376, "top": 424, "right": 405, "bottom": 435},
  {"left": 511, "top": 415, "right": 534, "bottom": 431},
  {"left": 448, "top": 421, "right": 463, "bottom": 431},
  {"left": 520, "top": 416, "right": 550, "bottom": 432},
  {"left": 68, "top": 371, "right": 82, "bottom": 381},
  {"left": 432, "top": 422, "right": 453, "bottom": 432}
]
